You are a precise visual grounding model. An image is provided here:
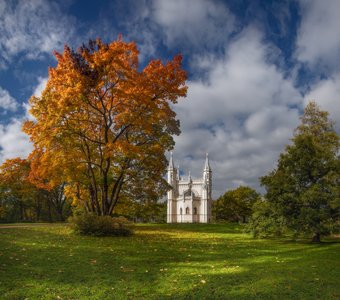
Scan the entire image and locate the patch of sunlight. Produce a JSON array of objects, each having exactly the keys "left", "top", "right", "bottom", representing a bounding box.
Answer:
[
  {"left": 168, "top": 262, "right": 246, "bottom": 275},
  {"left": 244, "top": 255, "right": 292, "bottom": 264},
  {"left": 136, "top": 229, "right": 175, "bottom": 237}
]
